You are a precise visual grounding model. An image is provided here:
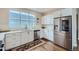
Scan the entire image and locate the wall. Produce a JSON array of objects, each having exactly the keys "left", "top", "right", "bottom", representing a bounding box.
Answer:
[
  {"left": 0, "top": 8, "right": 9, "bottom": 31},
  {"left": 77, "top": 8, "right": 79, "bottom": 40},
  {"left": 0, "top": 8, "right": 42, "bottom": 31},
  {"left": 72, "top": 9, "right": 77, "bottom": 50}
]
